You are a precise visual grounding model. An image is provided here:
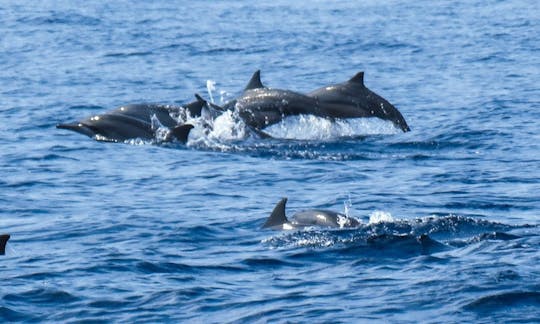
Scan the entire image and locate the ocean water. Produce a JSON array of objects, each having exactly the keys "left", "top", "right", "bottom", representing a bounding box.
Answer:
[{"left": 1, "top": 0, "right": 539, "bottom": 322}]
